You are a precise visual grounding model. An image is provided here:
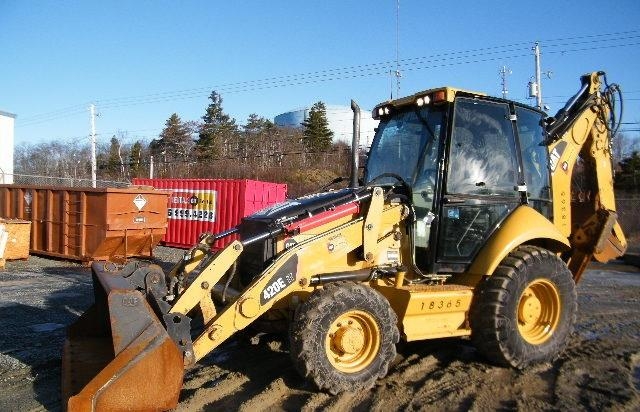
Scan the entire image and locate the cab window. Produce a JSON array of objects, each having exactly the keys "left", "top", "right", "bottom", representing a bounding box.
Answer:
[
  {"left": 437, "top": 98, "right": 519, "bottom": 262},
  {"left": 447, "top": 98, "right": 519, "bottom": 196},
  {"left": 515, "top": 107, "right": 551, "bottom": 217}
]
